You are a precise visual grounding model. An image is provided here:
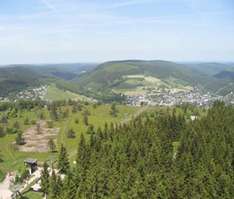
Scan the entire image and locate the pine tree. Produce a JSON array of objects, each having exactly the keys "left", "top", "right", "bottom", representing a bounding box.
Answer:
[
  {"left": 41, "top": 162, "right": 50, "bottom": 196},
  {"left": 76, "top": 134, "right": 86, "bottom": 165},
  {"left": 110, "top": 103, "right": 118, "bottom": 117},
  {"left": 50, "top": 103, "right": 59, "bottom": 121},
  {"left": 0, "top": 126, "right": 5, "bottom": 137},
  {"left": 0, "top": 150, "right": 3, "bottom": 162},
  {"left": 49, "top": 170, "right": 58, "bottom": 199},
  {"left": 48, "top": 139, "right": 56, "bottom": 152},
  {"left": 58, "top": 145, "right": 70, "bottom": 174},
  {"left": 47, "top": 120, "right": 54, "bottom": 128},
  {"left": 35, "top": 103, "right": 234, "bottom": 198},
  {"left": 67, "top": 128, "right": 76, "bottom": 139},
  {"left": 83, "top": 115, "right": 89, "bottom": 126},
  {"left": 36, "top": 122, "right": 41, "bottom": 134},
  {"left": 15, "top": 131, "right": 25, "bottom": 145},
  {"left": 24, "top": 117, "right": 29, "bottom": 125},
  {"left": 0, "top": 115, "right": 8, "bottom": 125},
  {"left": 13, "top": 121, "right": 20, "bottom": 129}
]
